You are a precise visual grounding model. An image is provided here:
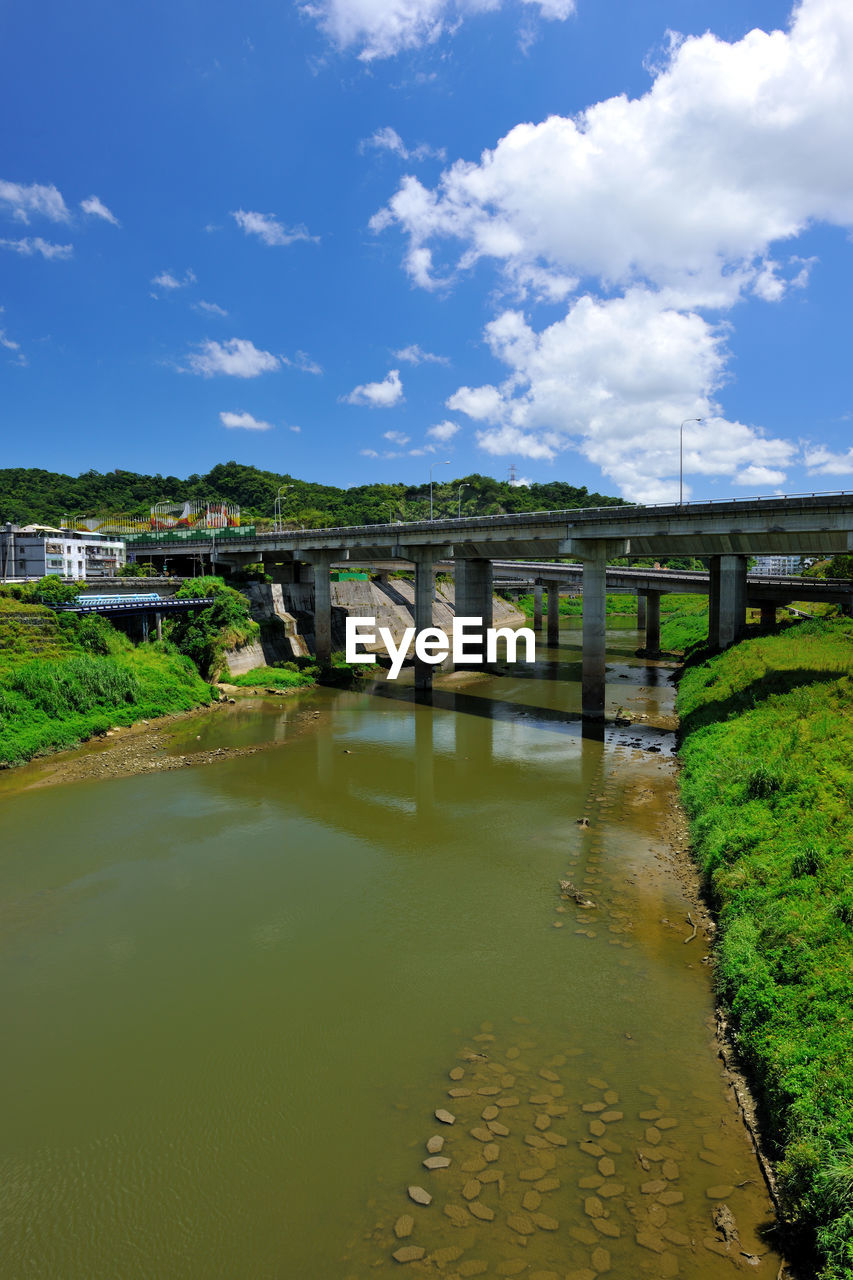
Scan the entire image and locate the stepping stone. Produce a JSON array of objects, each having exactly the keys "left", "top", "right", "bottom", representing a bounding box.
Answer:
[
  {"left": 587, "top": 1077, "right": 609, "bottom": 1090},
  {"left": 535, "top": 1177, "right": 560, "bottom": 1193},
  {"left": 407, "top": 1186, "right": 432, "bottom": 1206},
  {"left": 443, "top": 1203, "right": 470, "bottom": 1226},
  {"left": 518, "top": 1166, "right": 547, "bottom": 1181},
  {"left": 458, "top": 1262, "right": 488, "bottom": 1278},
  {"left": 507, "top": 1213, "right": 535, "bottom": 1236},
  {"left": 501, "top": 1074, "right": 516, "bottom": 1087},
  {"left": 449, "top": 1067, "right": 465, "bottom": 1081},
  {"left": 481, "top": 1105, "right": 499, "bottom": 1120},
  {"left": 544, "top": 1131, "right": 567, "bottom": 1146},
  {"left": 393, "top": 1245, "right": 425, "bottom": 1263},
  {"left": 461, "top": 1157, "right": 487, "bottom": 1173},
  {"left": 426, "top": 1135, "right": 445, "bottom": 1154},
  {"left": 538, "top": 1151, "right": 557, "bottom": 1170},
  {"left": 639, "top": 1110, "right": 662, "bottom": 1121},
  {"left": 594, "top": 1219, "right": 621, "bottom": 1238},
  {"left": 496, "top": 1096, "right": 520, "bottom": 1108},
  {"left": 597, "top": 1158, "right": 616, "bottom": 1178},
  {"left": 705, "top": 1184, "right": 735, "bottom": 1199},
  {"left": 394, "top": 1215, "right": 414, "bottom": 1239},
  {"left": 583, "top": 1102, "right": 605, "bottom": 1113},
  {"left": 468, "top": 1200, "right": 495, "bottom": 1222},
  {"left": 699, "top": 1150, "right": 724, "bottom": 1166},
  {"left": 658, "top": 1191, "right": 684, "bottom": 1206},
  {"left": 488, "top": 1121, "right": 509, "bottom": 1137},
  {"left": 599, "top": 1139, "right": 621, "bottom": 1154},
  {"left": 580, "top": 1141, "right": 604, "bottom": 1157},
  {"left": 470, "top": 1127, "right": 492, "bottom": 1143},
  {"left": 597, "top": 1181, "right": 625, "bottom": 1199},
  {"left": 423, "top": 1156, "right": 451, "bottom": 1170},
  {"left": 584, "top": 1197, "right": 605, "bottom": 1218},
  {"left": 535, "top": 1114, "right": 552, "bottom": 1130},
  {"left": 662, "top": 1160, "right": 679, "bottom": 1180},
  {"left": 525, "top": 1133, "right": 549, "bottom": 1149},
  {"left": 600, "top": 1111, "right": 623, "bottom": 1123},
  {"left": 657, "top": 1117, "right": 678, "bottom": 1130},
  {"left": 603, "top": 1091, "right": 619, "bottom": 1105},
  {"left": 449, "top": 1088, "right": 472, "bottom": 1098},
  {"left": 529, "top": 1093, "right": 551, "bottom": 1105},
  {"left": 569, "top": 1226, "right": 599, "bottom": 1246},
  {"left": 635, "top": 1231, "right": 666, "bottom": 1254},
  {"left": 662, "top": 1228, "right": 690, "bottom": 1246},
  {"left": 483, "top": 1143, "right": 500, "bottom": 1162},
  {"left": 641, "top": 1180, "right": 666, "bottom": 1195},
  {"left": 588, "top": 1120, "right": 606, "bottom": 1137},
  {"left": 591, "top": 1246, "right": 611, "bottom": 1273},
  {"left": 432, "top": 1247, "right": 464, "bottom": 1267},
  {"left": 539, "top": 1069, "right": 560, "bottom": 1082},
  {"left": 462, "top": 1179, "right": 482, "bottom": 1200},
  {"left": 496, "top": 1263, "right": 527, "bottom": 1276},
  {"left": 435, "top": 1109, "right": 456, "bottom": 1125},
  {"left": 478, "top": 1086, "right": 500, "bottom": 1096},
  {"left": 579, "top": 1174, "right": 603, "bottom": 1189},
  {"left": 522, "top": 1190, "right": 542, "bottom": 1211},
  {"left": 506, "top": 1048, "right": 521, "bottom": 1061},
  {"left": 644, "top": 1127, "right": 661, "bottom": 1145}
]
